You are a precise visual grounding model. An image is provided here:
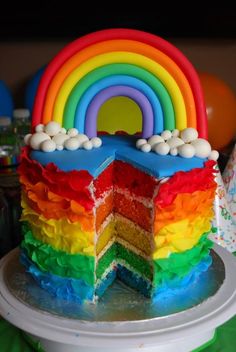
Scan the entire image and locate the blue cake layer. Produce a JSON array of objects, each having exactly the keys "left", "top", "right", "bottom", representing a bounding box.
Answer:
[
  {"left": 30, "top": 135, "right": 206, "bottom": 178},
  {"left": 117, "top": 256, "right": 212, "bottom": 300},
  {"left": 117, "top": 264, "right": 152, "bottom": 297},
  {"left": 95, "top": 269, "right": 117, "bottom": 298}
]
